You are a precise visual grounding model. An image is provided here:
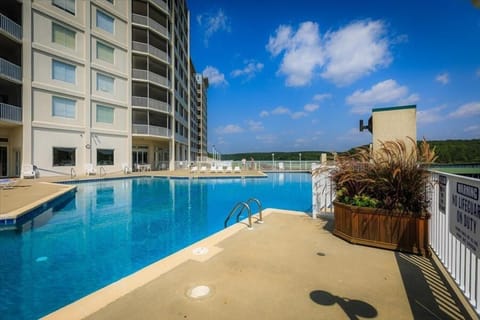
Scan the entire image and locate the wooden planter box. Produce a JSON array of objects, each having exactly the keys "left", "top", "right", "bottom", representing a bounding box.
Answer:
[{"left": 333, "top": 201, "right": 430, "bottom": 256}]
